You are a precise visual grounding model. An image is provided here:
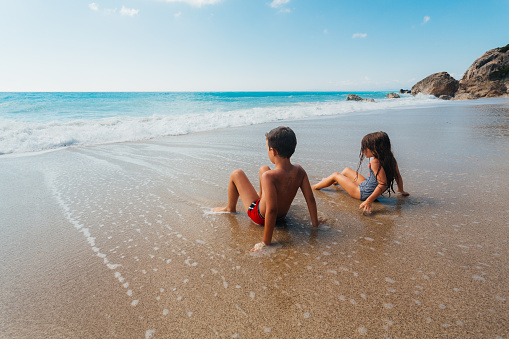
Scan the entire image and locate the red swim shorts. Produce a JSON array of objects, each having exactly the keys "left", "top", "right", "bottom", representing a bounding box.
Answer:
[
  {"left": 247, "top": 199, "right": 265, "bottom": 225},
  {"left": 247, "top": 199, "right": 286, "bottom": 225}
]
